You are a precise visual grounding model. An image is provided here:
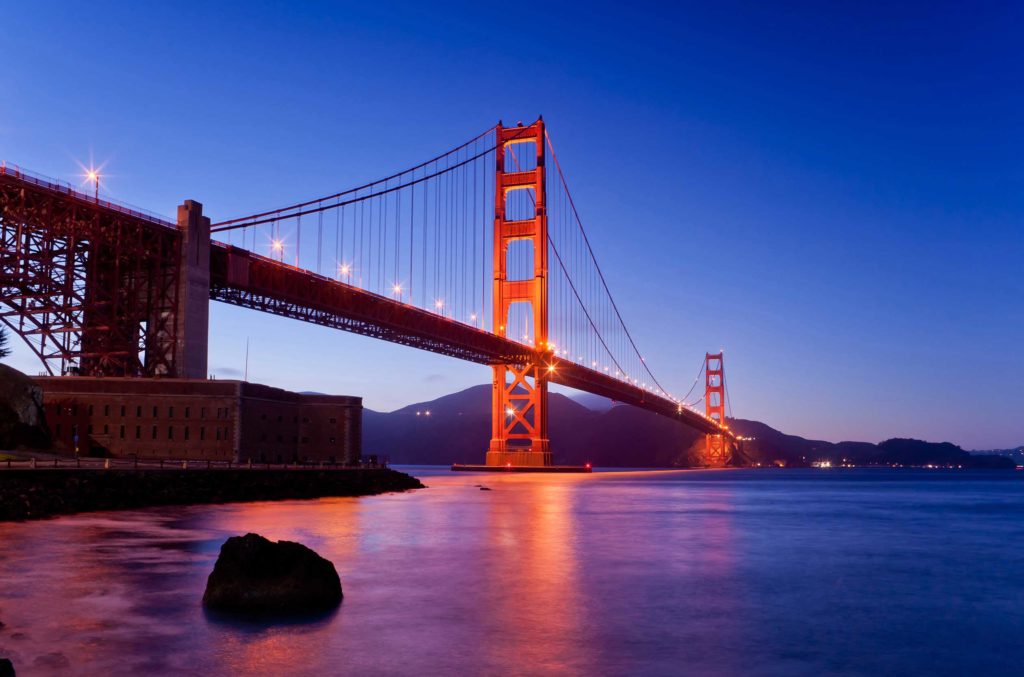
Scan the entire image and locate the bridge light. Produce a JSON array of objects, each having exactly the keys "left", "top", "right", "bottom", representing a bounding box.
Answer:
[
  {"left": 470, "top": 313, "right": 477, "bottom": 321},
  {"left": 392, "top": 283, "right": 403, "bottom": 295},
  {"left": 82, "top": 166, "right": 102, "bottom": 201},
  {"left": 547, "top": 364, "right": 556, "bottom": 373},
  {"left": 435, "top": 299, "right": 444, "bottom": 310},
  {"left": 271, "top": 239, "right": 284, "bottom": 255},
  {"left": 506, "top": 407, "right": 516, "bottom": 417},
  {"left": 338, "top": 263, "right": 351, "bottom": 277}
]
